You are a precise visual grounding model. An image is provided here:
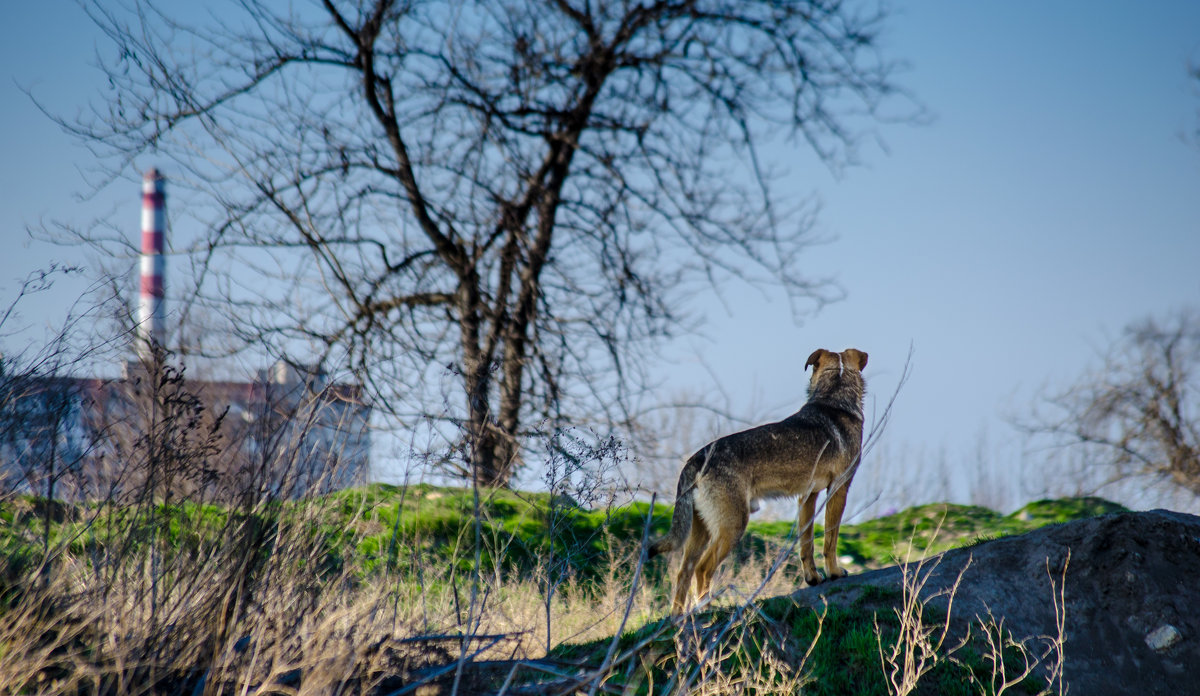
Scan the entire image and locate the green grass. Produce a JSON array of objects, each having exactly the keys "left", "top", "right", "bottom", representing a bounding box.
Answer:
[
  {"left": 0, "top": 486, "right": 1124, "bottom": 592},
  {"left": 323, "top": 483, "right": 674, "bottom": 581}
]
